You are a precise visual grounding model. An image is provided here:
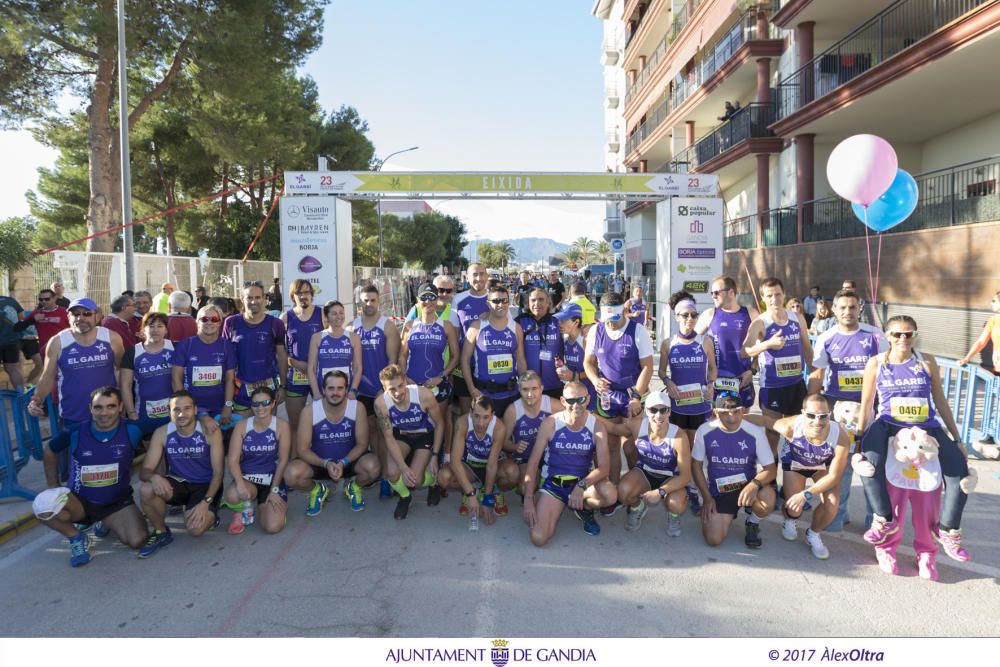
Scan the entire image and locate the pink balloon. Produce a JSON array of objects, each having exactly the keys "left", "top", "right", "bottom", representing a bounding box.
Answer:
[{"left": 826, "top": 134, "right": 898, "bottom": 207}]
